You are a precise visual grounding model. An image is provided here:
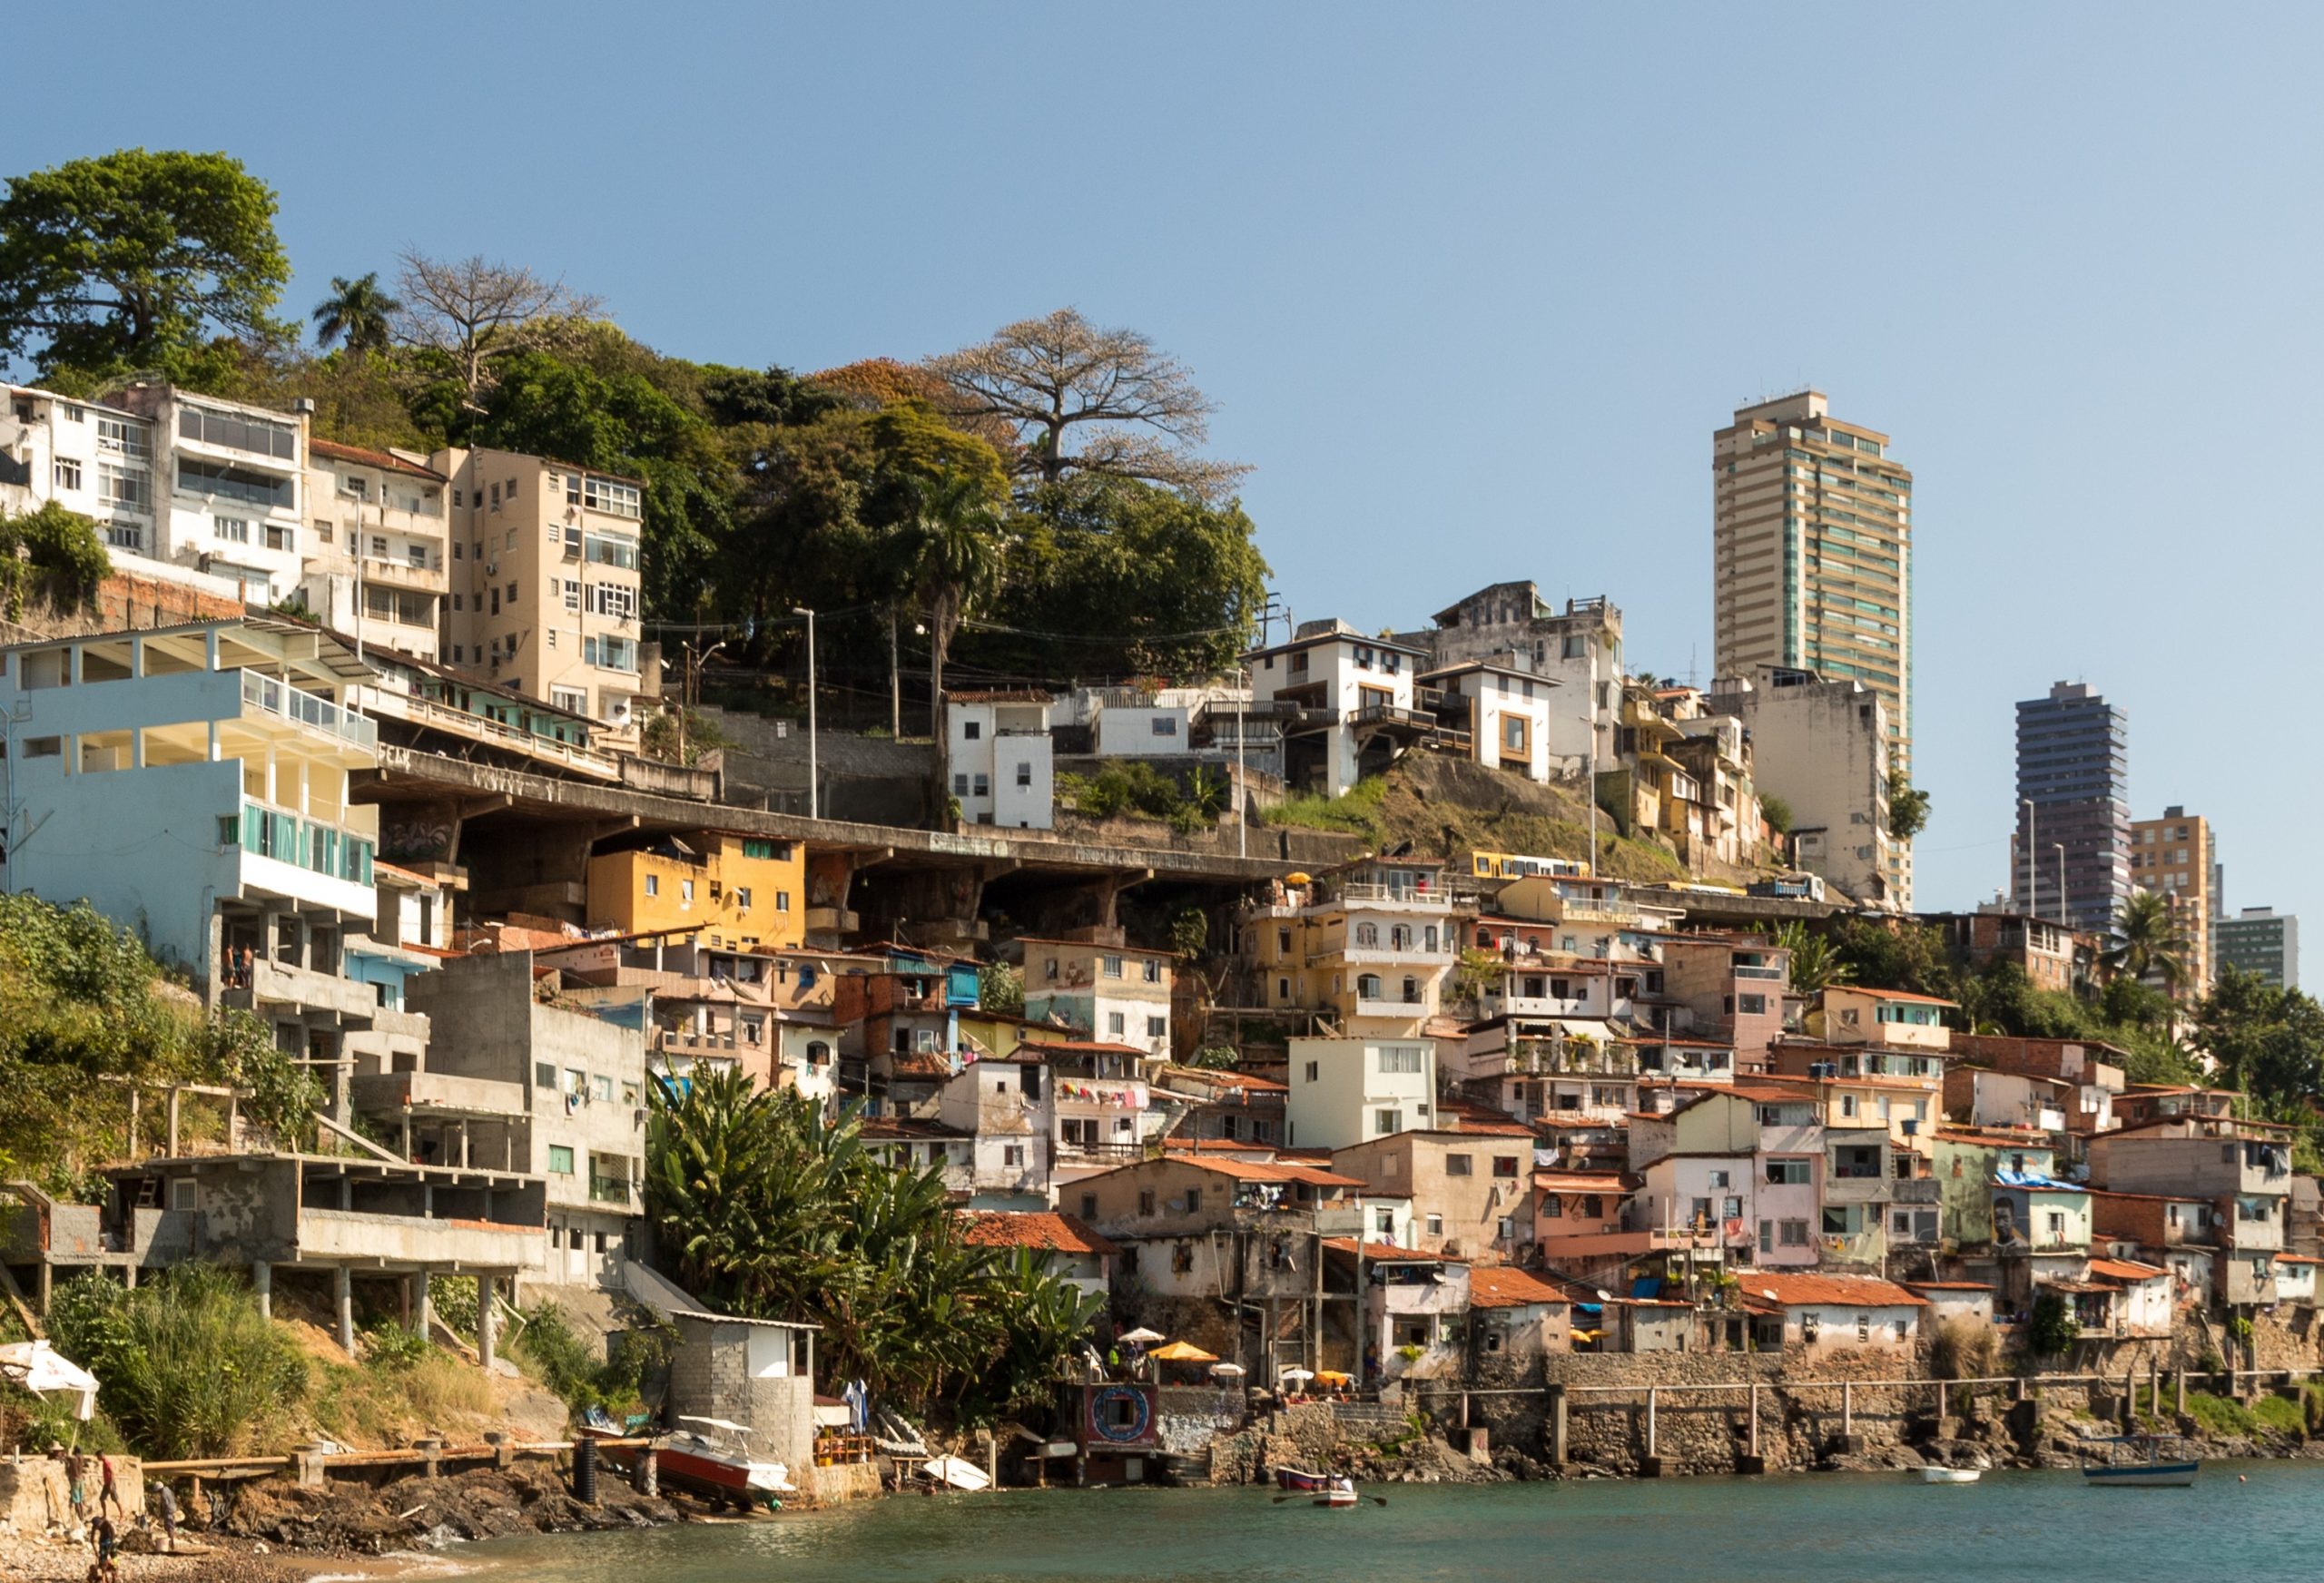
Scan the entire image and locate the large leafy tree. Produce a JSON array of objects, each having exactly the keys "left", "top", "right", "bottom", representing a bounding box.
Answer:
[
  {"left": 310, "top": 270, "right": 401, "bottom": 356},
  {"left": 2105, "top": 889, "right": 2192, "bottom": 994},
  {"left": 0, "top": 149, "right": 291, "bottom": 379},
  {"left": 393, "top": 251, "right": 602, "bottom": 403},
  {"left": 930, "top": 309, "right": 1249, "bottom": 499},
  {"left": 977, "top": 475, "right": 1269, "bottom": 683},
  {"left": 2193, "top": 967, "right": 2324, "bottom": 1105}
]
